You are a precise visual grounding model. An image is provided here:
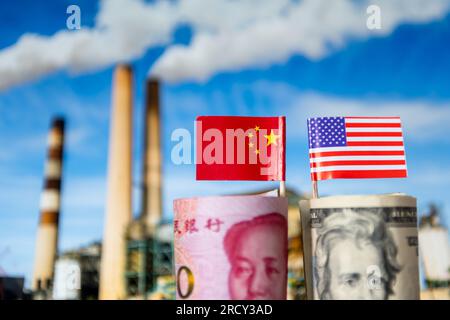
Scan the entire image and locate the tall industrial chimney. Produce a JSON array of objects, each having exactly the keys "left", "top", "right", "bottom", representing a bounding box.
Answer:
[
  {"left": 142, "top": 79, "right": 163, "bottom": 233},
  {"left": 32, "top": 117, "right": 65, "bottom": 294},
  {"left": 99, "top": 65, "right": 133, "bottom": 300}
]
